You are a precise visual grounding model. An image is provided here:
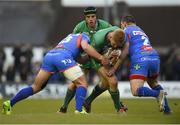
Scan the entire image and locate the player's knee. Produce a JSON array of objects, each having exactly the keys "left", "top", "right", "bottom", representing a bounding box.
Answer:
[
  {"left": 132, "top": 92, "right": 138, "bottom": 96},
  {"left": 76, "top": 83, "right": 88, "bottom": 88},
  {"left": 131, "top": 88, "right": 139, "bottom": 96},
  {"left": 80, "top": 82, "right": 88, "bottom": 88},
  {"left": 110, "top": 81, "right": 118, "bottom": 88},
  {"left": 110, "top": 83, "right": 117, "bottom": 90},
  {"left": 69, "top": 83, "right": 76, "bottom": 90},
  {"left": 100, "top": 83, "right": 109, "bottom": 89},
  {"left": 130, "top": 79, "right": 144, "bottom": 96},
  {"left": 31, "top": 80, "right": 48, "bottom": 94},
  {"left": 41, "top": 81, "right": 48, "bottom": 90},
  {"left": 73, "top": 78, "right": 88, "bottom": 88},
  {"left": 108, "top": 81, "right": 118, "bottom": 91},
  {"left": 31, "top": 84, "right": 42, "bottom": 94},
  {"left": 108, "top": 77, "right": 118, "bottom": 86}
]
